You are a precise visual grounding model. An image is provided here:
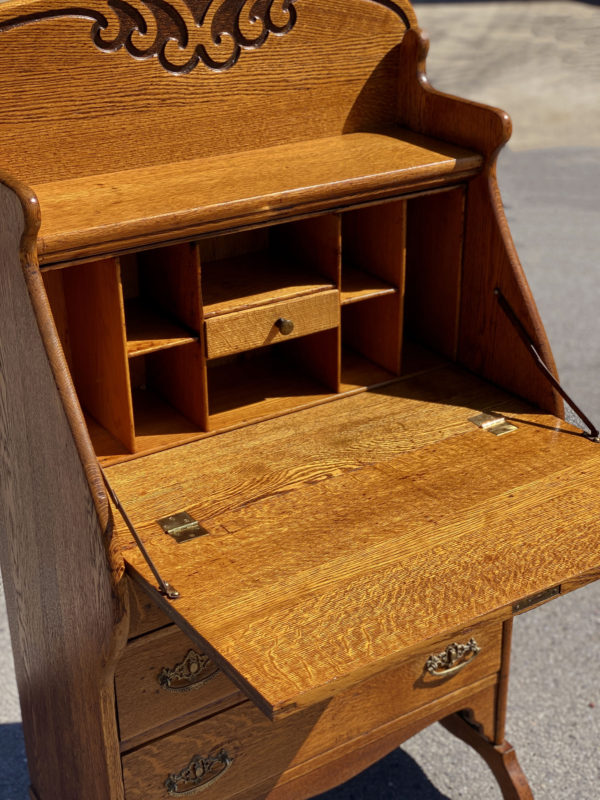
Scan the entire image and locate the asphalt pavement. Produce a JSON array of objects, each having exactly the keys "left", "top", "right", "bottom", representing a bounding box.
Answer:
[{"left": 1, "top": 2, "right": 599, "bottom": 798}]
